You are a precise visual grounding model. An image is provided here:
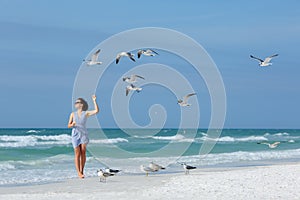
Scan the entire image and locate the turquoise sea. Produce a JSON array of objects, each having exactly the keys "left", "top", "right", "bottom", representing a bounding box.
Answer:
[{"left": 0, "top": 128, "right": 299, "bottom": 186}]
